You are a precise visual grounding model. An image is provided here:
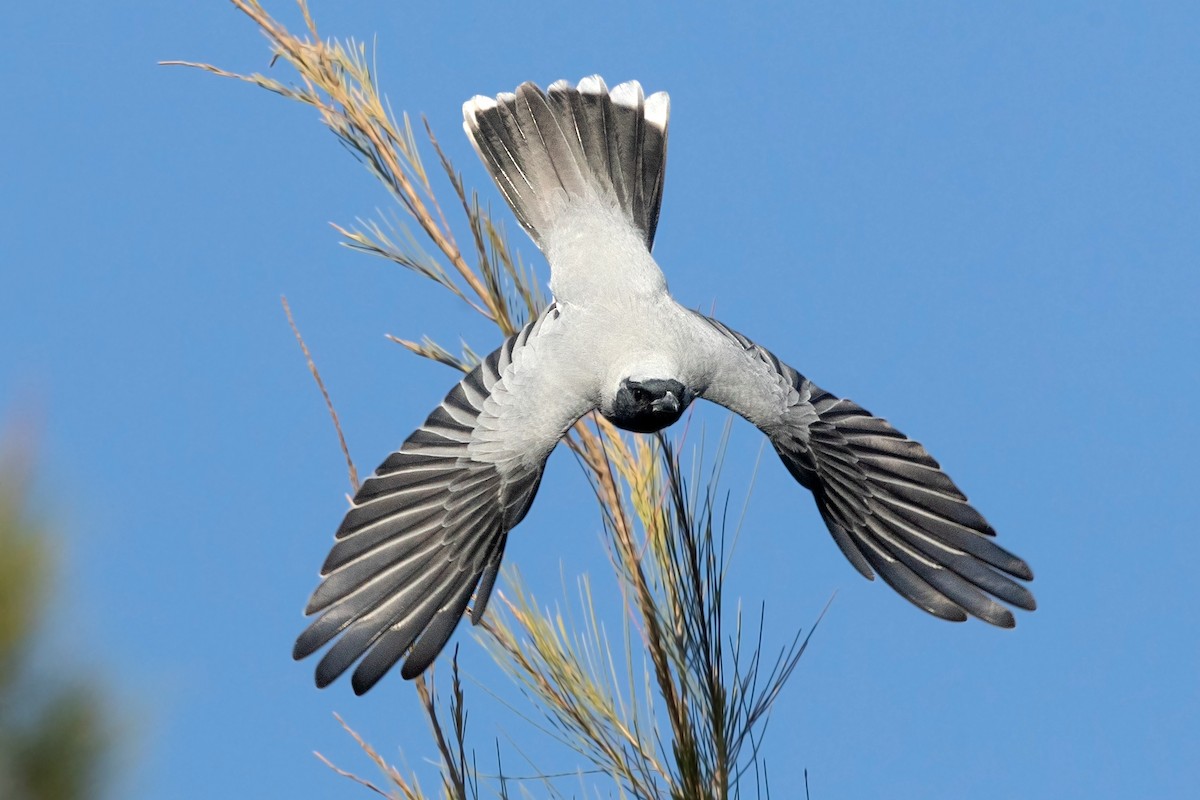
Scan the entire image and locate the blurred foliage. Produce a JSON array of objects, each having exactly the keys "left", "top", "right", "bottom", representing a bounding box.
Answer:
[{"left": 0, "top": 443, "right": 111, "bottom": 800}]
